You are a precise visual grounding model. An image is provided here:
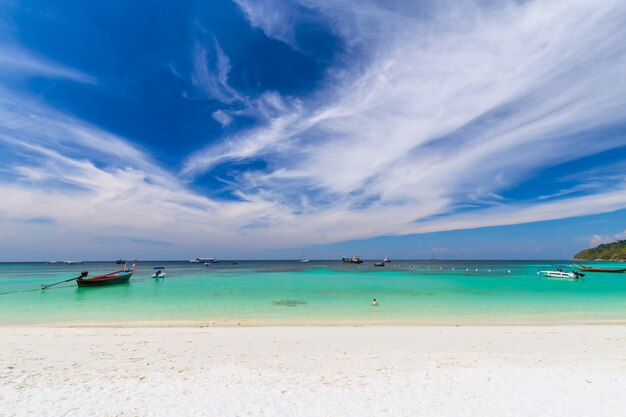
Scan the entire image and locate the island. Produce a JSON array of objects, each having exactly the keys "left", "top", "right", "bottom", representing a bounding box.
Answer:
[{"left": 574, "top": 239, "right": 626, "bottom": 261}]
